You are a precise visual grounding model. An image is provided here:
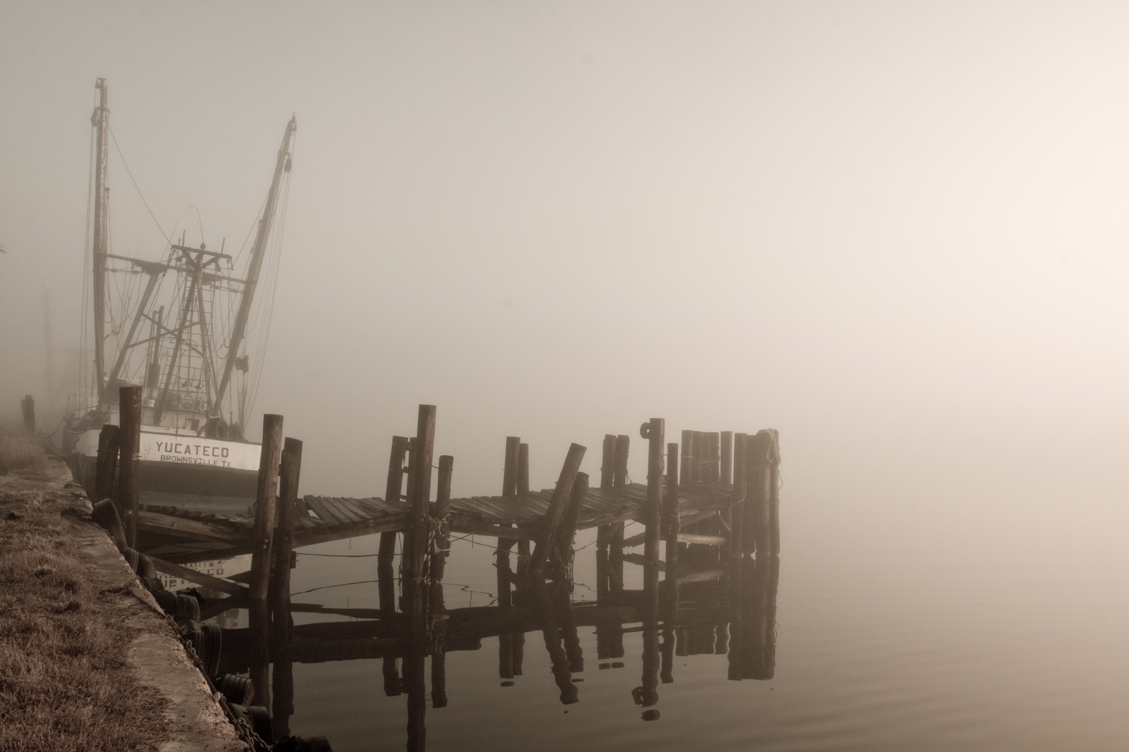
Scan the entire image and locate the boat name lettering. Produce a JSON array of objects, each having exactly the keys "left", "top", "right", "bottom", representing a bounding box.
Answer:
[{"left": 154, "top": 441, "right": 230, "bottom": 458}]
